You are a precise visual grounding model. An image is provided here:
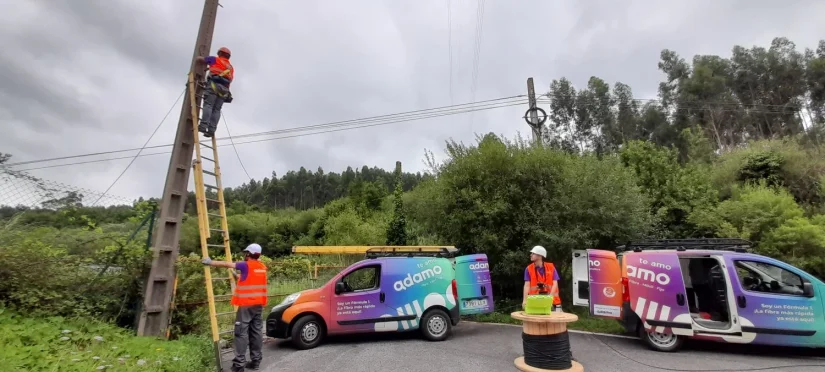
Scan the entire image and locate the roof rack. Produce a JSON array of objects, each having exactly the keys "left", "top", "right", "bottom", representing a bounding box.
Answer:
[
  {"left": 617, "top": 238, "right": 752, "bottom": 253},
  {"left": 365, "top": 246, "right": 459, "bottom": 259}
]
